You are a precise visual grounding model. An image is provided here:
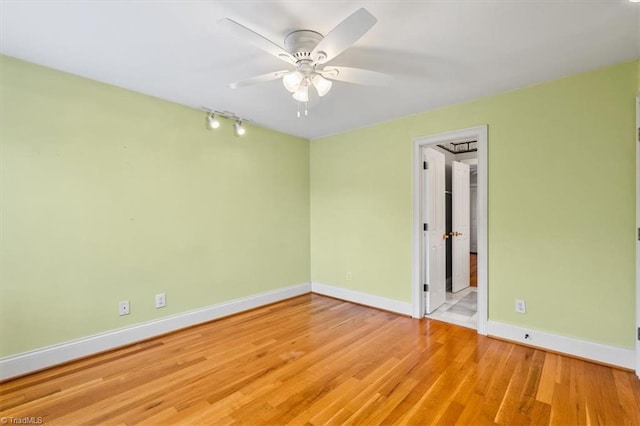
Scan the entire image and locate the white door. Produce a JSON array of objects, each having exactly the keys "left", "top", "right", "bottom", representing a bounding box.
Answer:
[
  {"left": 452, "top": 160, "right": 470, "bottom": 292},
  {"left": 424, "top": 148, "right": 446, "bottom": 314}
]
